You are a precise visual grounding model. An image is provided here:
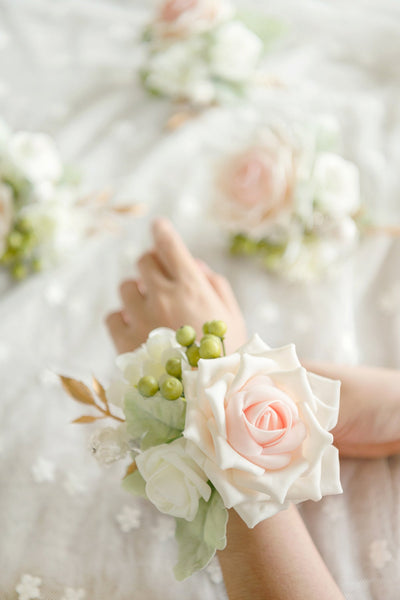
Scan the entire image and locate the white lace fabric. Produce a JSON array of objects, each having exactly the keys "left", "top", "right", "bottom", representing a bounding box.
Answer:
[{"left": 0, "top": 1, "right": 400, "bottom": 599}]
